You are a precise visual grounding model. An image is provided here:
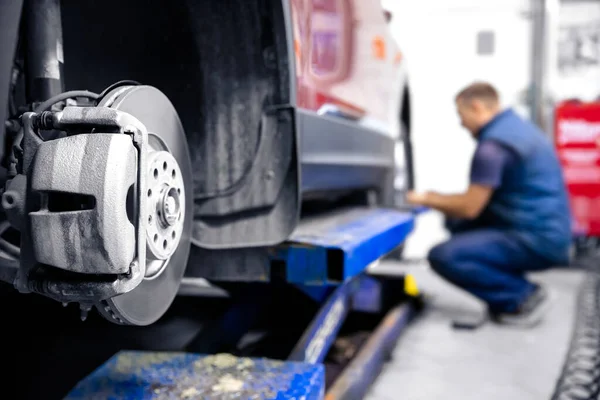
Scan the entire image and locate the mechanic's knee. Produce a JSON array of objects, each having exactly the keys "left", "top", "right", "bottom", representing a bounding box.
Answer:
[{"left": 427, "top": 241, "right": 458, "bottom": 275}]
